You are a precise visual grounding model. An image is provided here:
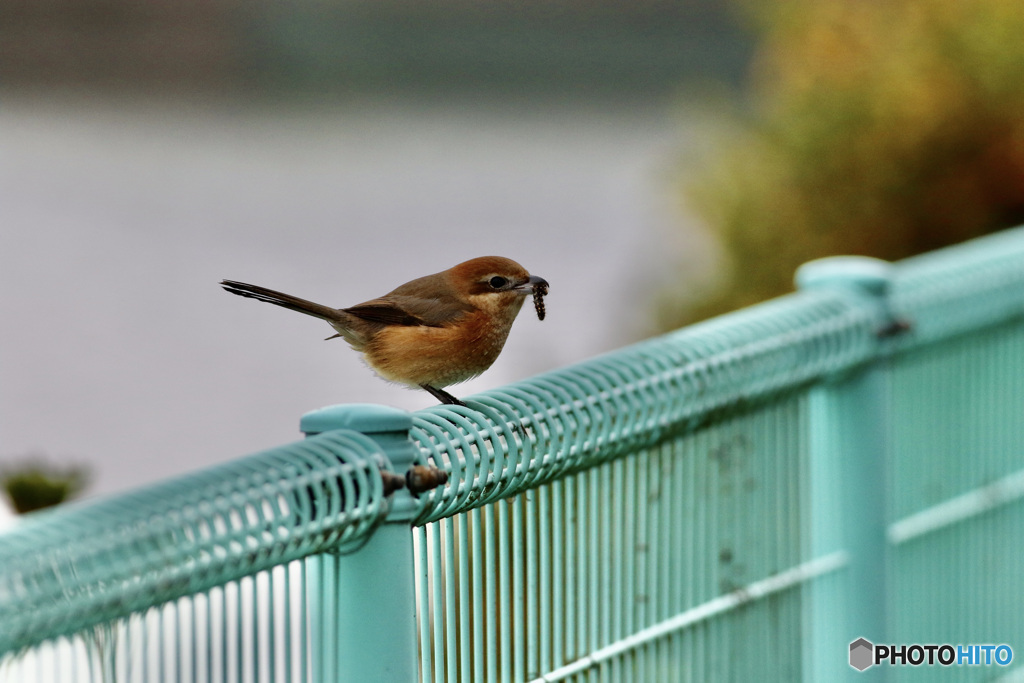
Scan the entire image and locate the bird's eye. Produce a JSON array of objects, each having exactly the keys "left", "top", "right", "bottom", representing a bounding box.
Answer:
[{"left": 488, "top": 276, "right": 508, "bottom": 289}]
